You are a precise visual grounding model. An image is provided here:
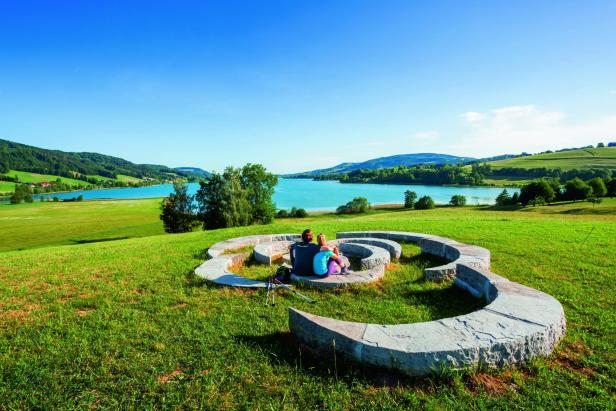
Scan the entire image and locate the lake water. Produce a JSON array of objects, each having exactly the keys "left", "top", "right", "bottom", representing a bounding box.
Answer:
[{"left": 30, "top": 179, "right": 516, "bottom": 211}]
